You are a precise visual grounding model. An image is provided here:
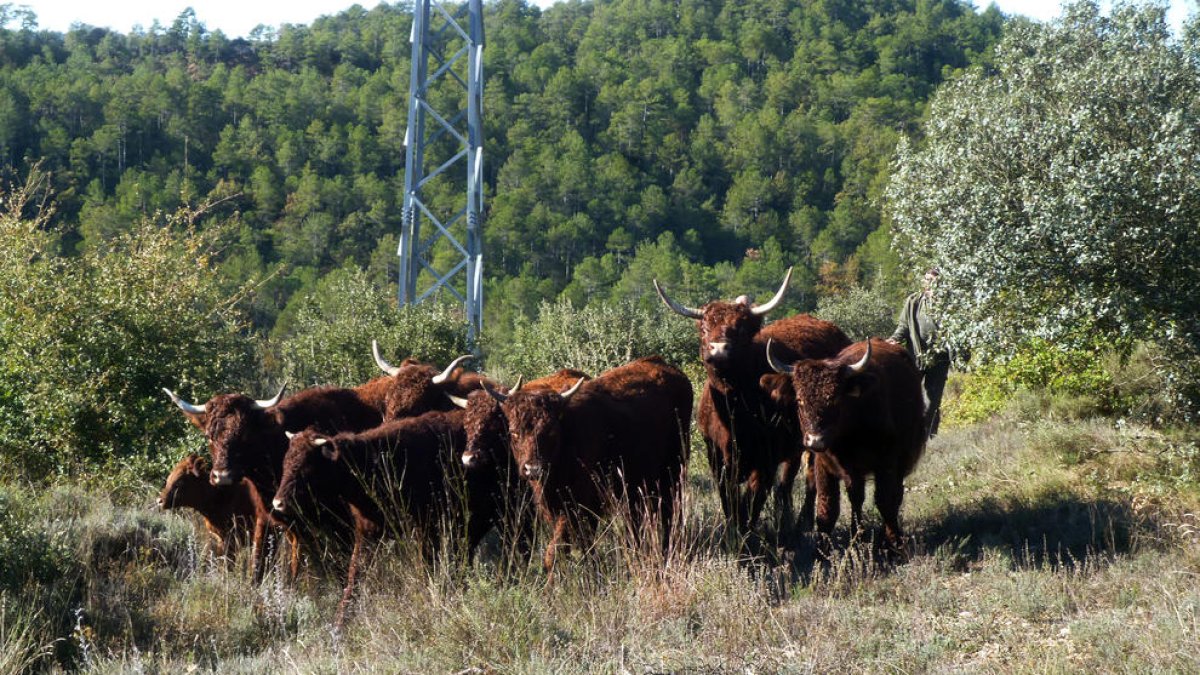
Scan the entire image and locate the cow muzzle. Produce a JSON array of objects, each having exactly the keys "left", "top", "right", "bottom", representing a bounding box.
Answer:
[
  {"left": 522, "top": 462, "right": 544, "bottom": 480},
  {"left": 155, "top": 496, "right": 165, "bottom": 510},
  {"left": 705, "top": 341, "right": 730, "bottom": 362},
  {"left": 272, "top": 498, "right": 286, "bottom": 513},
  {"left": 461, "top": 451, "right": 478, "bottom": 469},
  {"left": 804, "top": 433, "right": 827, "bottom": 451},
  {"left": 210, "top": 469, "right": 234, "bottom": 486}
]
